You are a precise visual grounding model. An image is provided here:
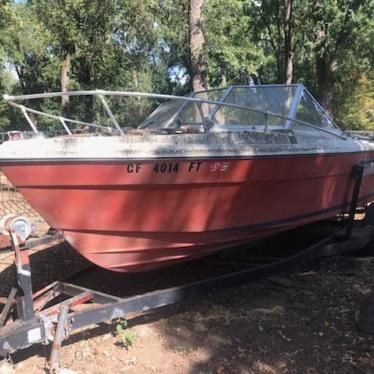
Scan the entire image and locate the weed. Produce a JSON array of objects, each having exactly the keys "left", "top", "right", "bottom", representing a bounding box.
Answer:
[{"left": 115, "top": 319, "right": 135, "bottom": 349}]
